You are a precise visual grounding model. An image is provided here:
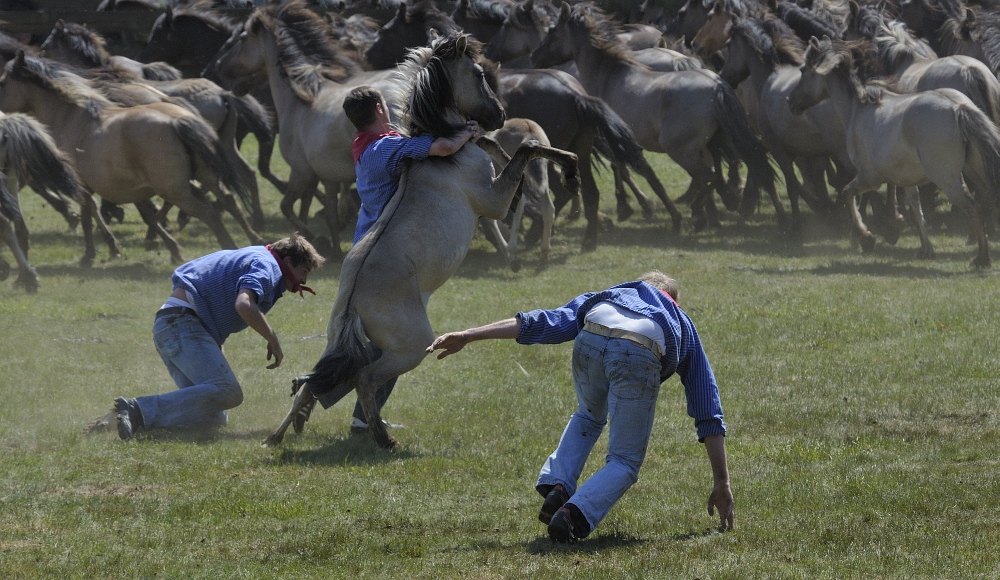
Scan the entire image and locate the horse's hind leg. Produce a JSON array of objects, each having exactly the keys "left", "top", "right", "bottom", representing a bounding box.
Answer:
[
  {"left": 136, "top": 199, "right": 185, "bottom": 263},
  {"left": 262, "top": 381, "right": 316, "bottom": 446},
  {"left": 902, "top": 186, "right": 934, "bottom": 259},
  {"left": 0, "top": 213, "right": 38, "bottom": 292},
  {"left": 204, "top": 180, "right": 265, "bottom": 246}
]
